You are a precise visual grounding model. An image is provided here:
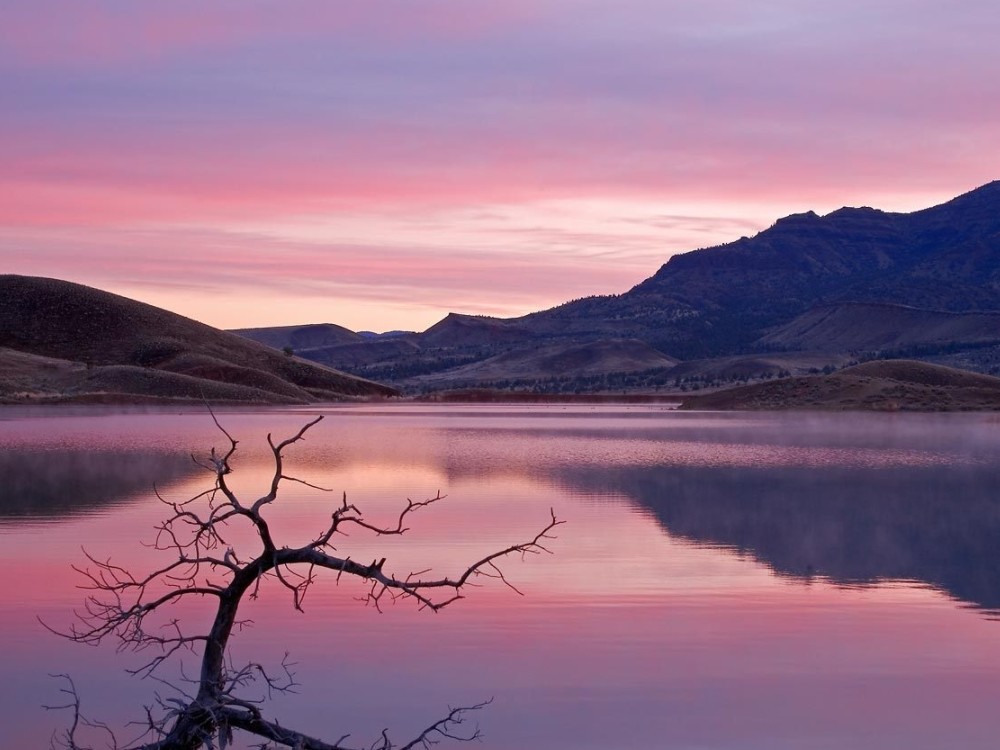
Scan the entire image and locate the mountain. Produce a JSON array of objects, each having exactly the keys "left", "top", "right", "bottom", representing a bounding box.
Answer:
[
  {"left": 420, "top": 313, "right": 535, "bottom": 347},
  {"left": 520, "top": 181, "right": 1000, "bottom": 359},
  {"left": 235, "top": 181, "right": 1000, "bottom": 394},
  {"left": 0, "top": 275, "right": 397, "bottom": 404},
  {"left": 232, "top": 323, "right": 362, "bottom": 351},
  {"left": 758, "top": 302, "right": 1000, "bottom": 352}
]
